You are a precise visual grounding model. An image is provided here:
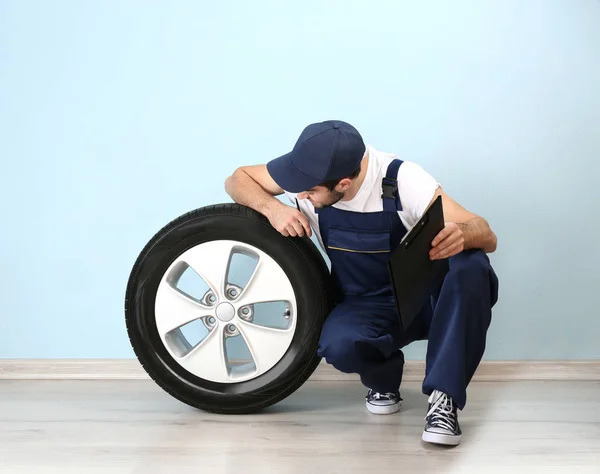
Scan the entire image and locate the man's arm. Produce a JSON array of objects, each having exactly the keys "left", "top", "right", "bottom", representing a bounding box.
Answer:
[
  {"left": 428, "top": 187, "right": 497, "bottom": 260},
  {"left": 225, "top": 164, "right": 284, "bottom": 217},
  {"left": 224, "top": 165, "right": 312, "bottom": 238}
]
